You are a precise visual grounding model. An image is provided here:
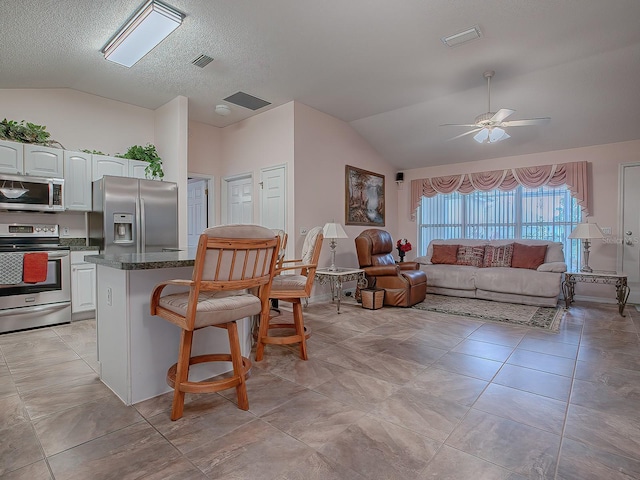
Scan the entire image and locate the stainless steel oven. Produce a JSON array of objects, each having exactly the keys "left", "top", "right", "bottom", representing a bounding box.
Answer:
[{"left": 0, "top": 223, "right": 71, "bottom": 333}]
